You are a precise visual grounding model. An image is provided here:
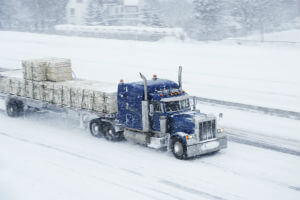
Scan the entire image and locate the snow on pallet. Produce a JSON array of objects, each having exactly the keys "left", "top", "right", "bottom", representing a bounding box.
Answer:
[{"left": 22, "top": 58, "right": 73, "bottom": 82}]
